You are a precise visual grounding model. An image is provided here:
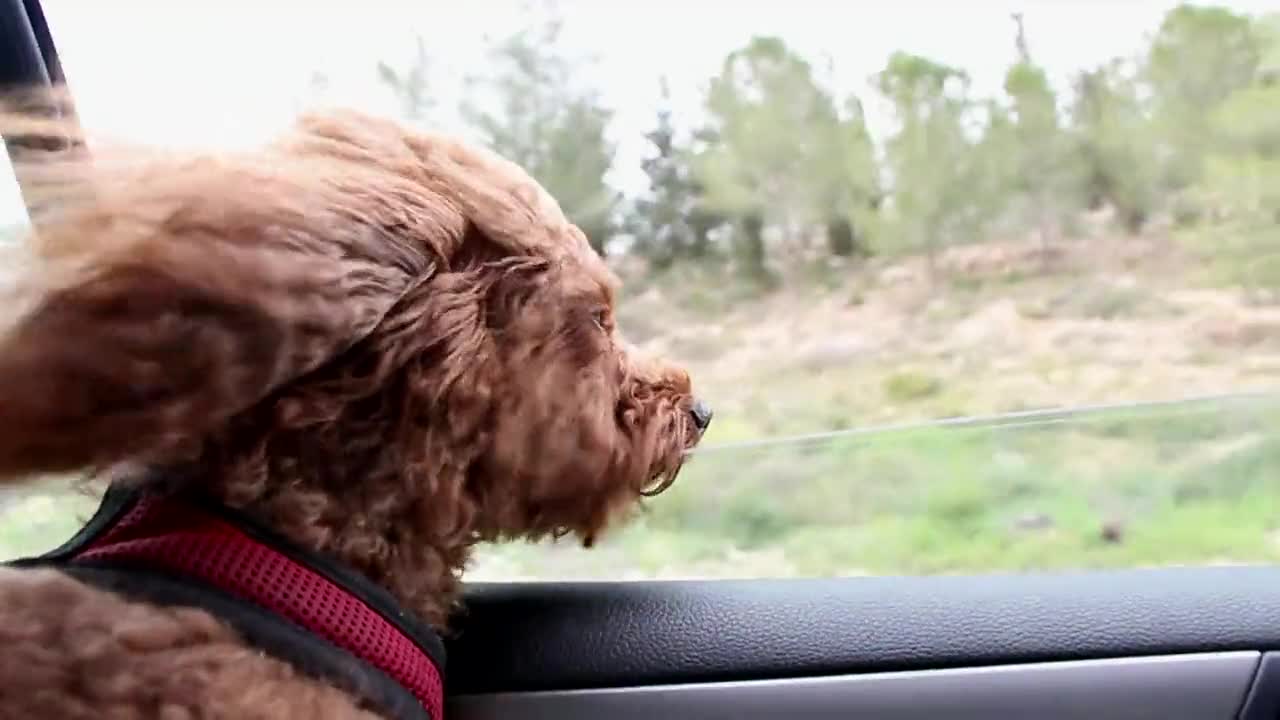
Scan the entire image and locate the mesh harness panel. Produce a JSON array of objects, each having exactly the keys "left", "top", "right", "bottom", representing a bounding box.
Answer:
[{"left": 9, "top": 486, "right": 445, "bottom": 720}]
